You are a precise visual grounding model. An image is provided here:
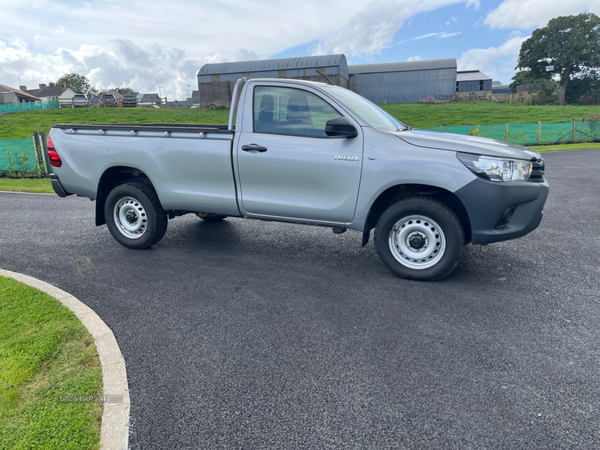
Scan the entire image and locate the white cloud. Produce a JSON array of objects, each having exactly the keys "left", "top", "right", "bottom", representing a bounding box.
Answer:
[
  {"left": 484, "top": 0, "right": 600, "bottom": 29},
  {"left": 408, "top": 56, "right": 423, "bottom": 61},
  {"left": 312, "top": 0, "right": 474, "bottom": 58},
  {"left": 0, "top": 0, "right": 370, "bottom": 96},
  {"left": 458, "top": 35, "right": 528, "bottom": 82},
  {"left": 439, "top": 32, "right": 462, "bottom": 38},
  {"left": 466, "top": 0, "right": 480, "bottom": 10}
]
